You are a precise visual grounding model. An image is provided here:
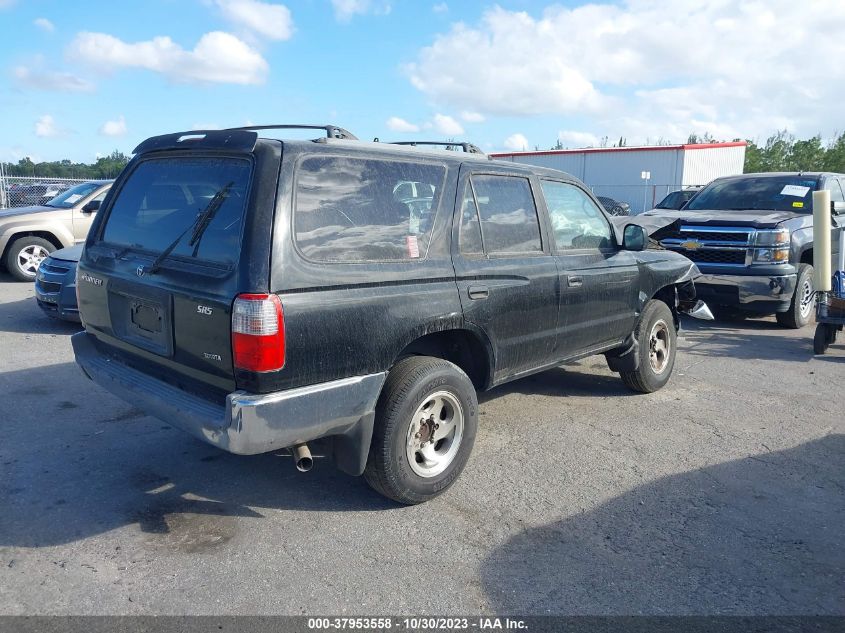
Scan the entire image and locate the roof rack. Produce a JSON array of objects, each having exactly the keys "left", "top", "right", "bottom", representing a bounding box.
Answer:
[
  {"left": 390, "top": 141, "right": 485, "bottom": 155},
  {"left": 226, "top": 124, "right": 358, "bottom": 140}
]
